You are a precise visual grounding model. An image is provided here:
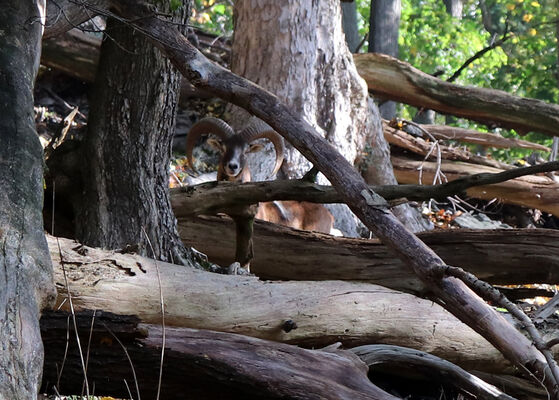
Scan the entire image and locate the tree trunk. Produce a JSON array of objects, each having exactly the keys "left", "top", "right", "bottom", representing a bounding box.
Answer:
[
  {"left": 0, "top": 1, "right": 56, "bottom": 398},
  {"left": 341, "top": 1, "right": 361, "bottom": 52},
  {"left": 75, "top": 1, "right": 195, "bottom": 265},
  {"left": 444, "top": 0, "right": 463, "bottom": 17},
  {"left": 369, "top": 0, "right": 401, "bottom": 120},
  {"left": 231, "top": 0, "right": 429, "bottom": 235}
]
